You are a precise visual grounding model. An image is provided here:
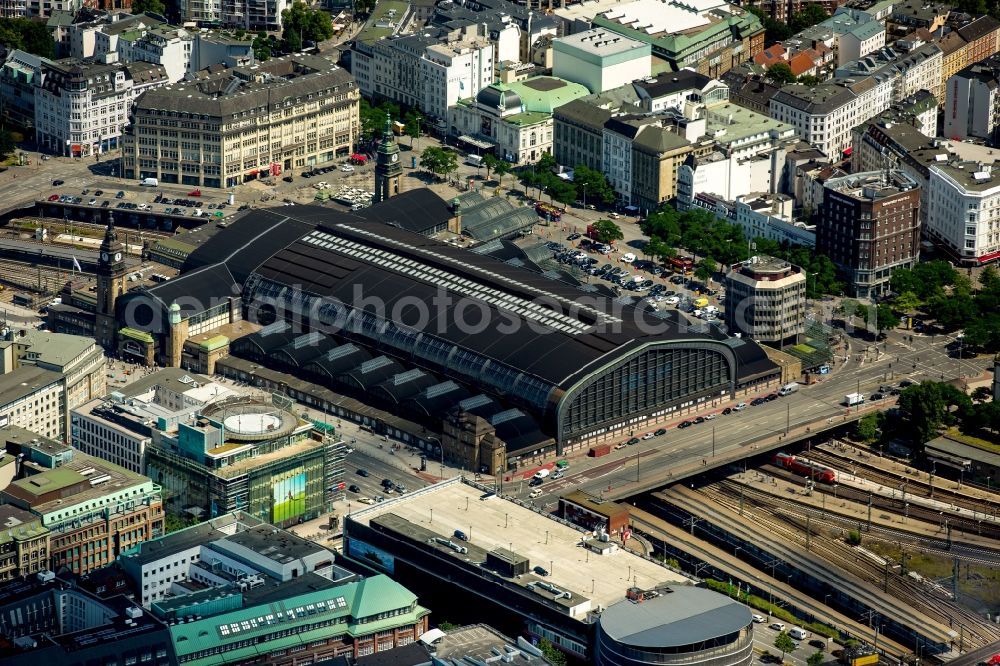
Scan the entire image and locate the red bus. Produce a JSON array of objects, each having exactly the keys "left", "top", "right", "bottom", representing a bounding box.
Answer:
[
  {"left": 535, "top": 202, "right": 563, "bottom": 222},
  {"left": 667, "top": 256, "right": 694, "bottom": 274}
]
